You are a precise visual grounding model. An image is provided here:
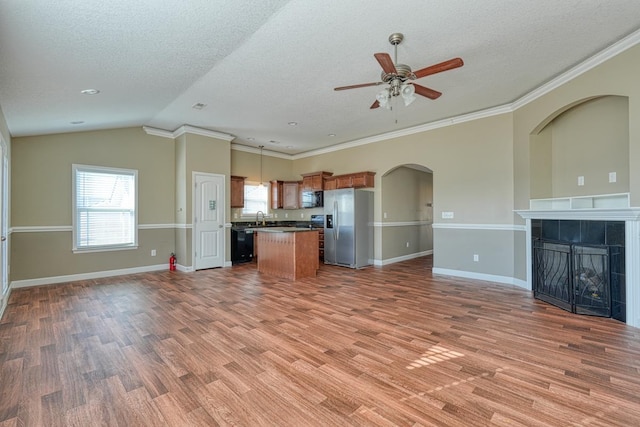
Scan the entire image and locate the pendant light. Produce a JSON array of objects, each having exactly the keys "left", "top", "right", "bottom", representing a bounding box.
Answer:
[{"left": 258, "top": 145, "right": 264, "bottom": 187}]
